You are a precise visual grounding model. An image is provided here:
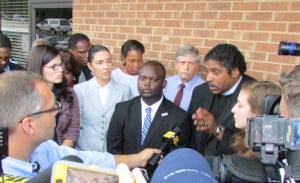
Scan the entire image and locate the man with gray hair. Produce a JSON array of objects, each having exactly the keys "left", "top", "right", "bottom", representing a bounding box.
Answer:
[
  {"left": 279, "top": 65, "right": 300, "bottom": 119},
  {"left": 0, "top": 71, "right": 159, "bottom": 179},
  {"left": 163, "top": 44, "right": 205, "bottom": 111}
]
